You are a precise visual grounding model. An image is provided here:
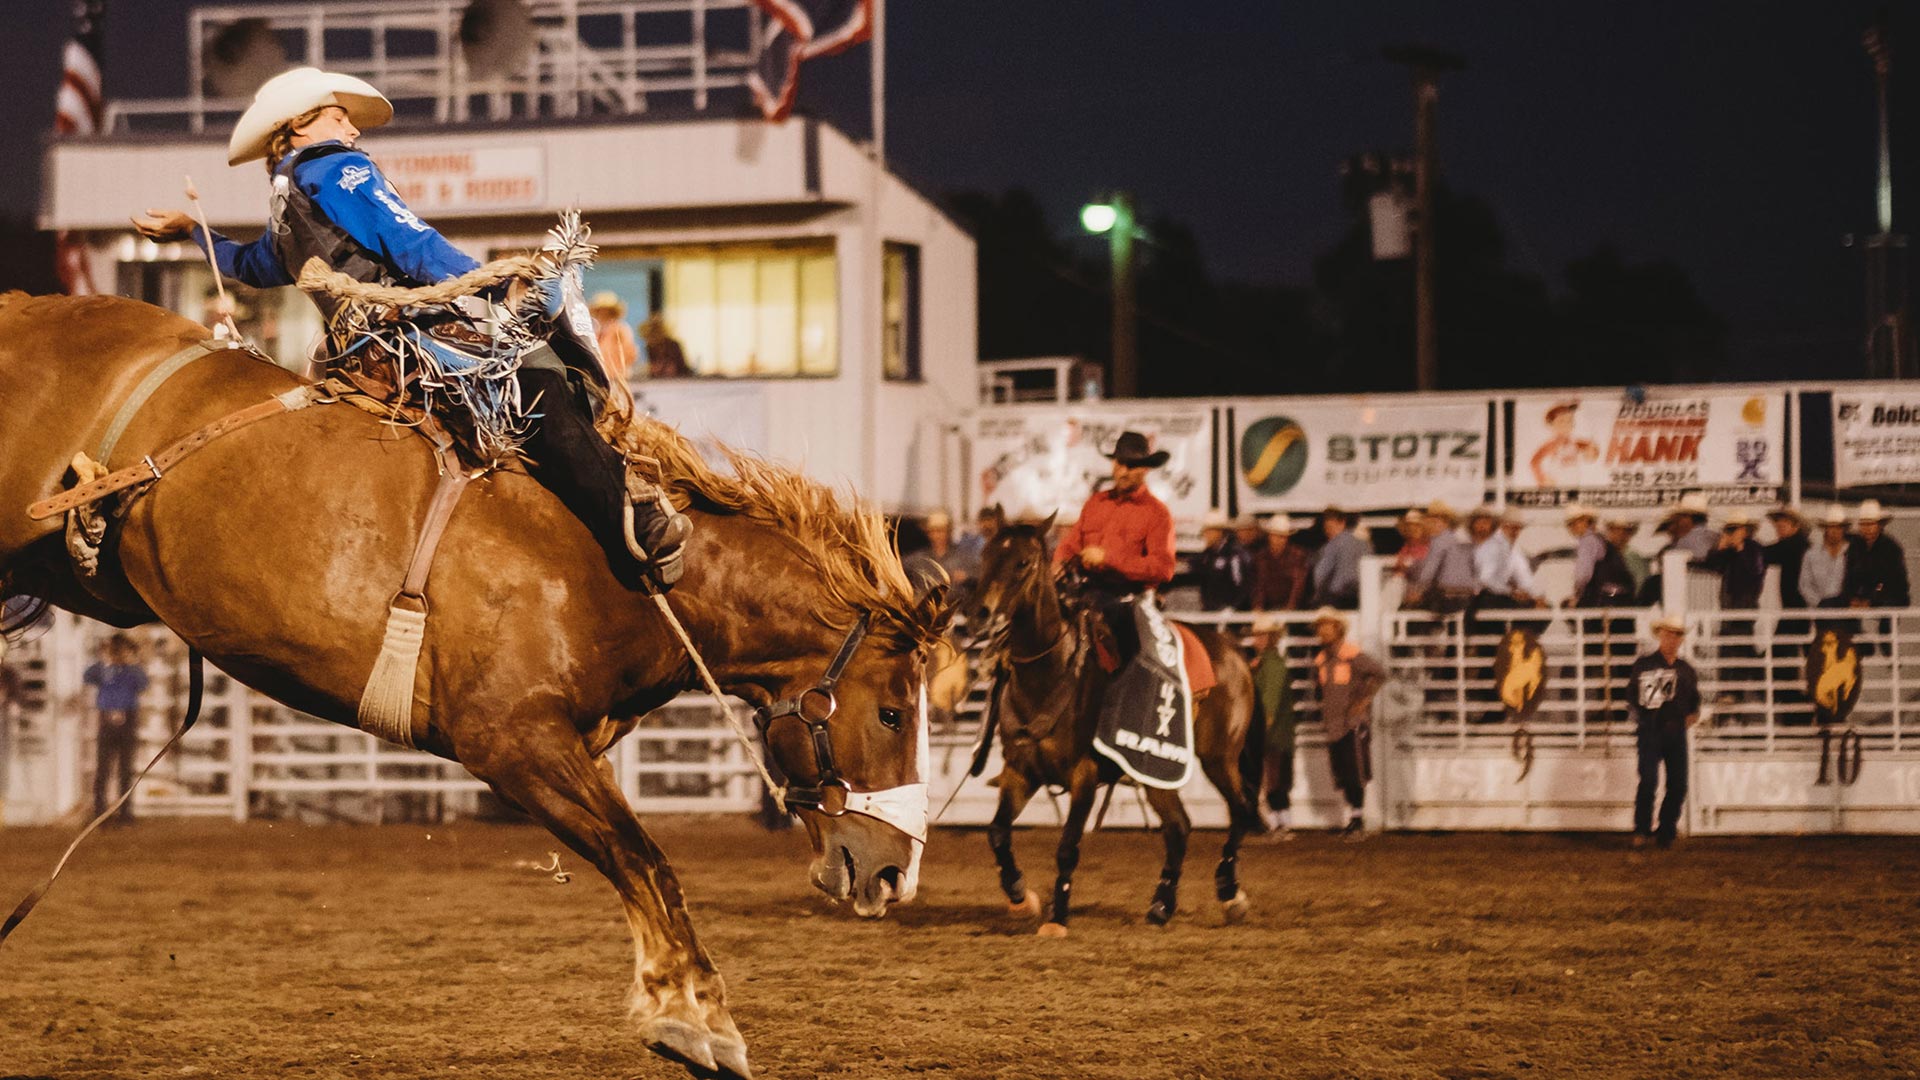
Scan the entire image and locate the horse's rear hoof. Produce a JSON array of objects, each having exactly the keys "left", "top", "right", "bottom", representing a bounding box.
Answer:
[
  {"left": 710, "top": 1037, "right": 753, "bottom": 1080},
  {"left": 1007, "top": 889, "right": 1041, "bottom": 918},
  {"left": 642, "top": 1017, "right": 719, "bottom": 1078},
  {"left": 1145, "top": 901, "right": 1175, "bottom": 927},
  {"left": 1222, "top": 889, "right": 1250, "bottom": 925},
  {"left": 1036, "top": 921, "right": 1069, "bottom": 938}
]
